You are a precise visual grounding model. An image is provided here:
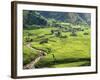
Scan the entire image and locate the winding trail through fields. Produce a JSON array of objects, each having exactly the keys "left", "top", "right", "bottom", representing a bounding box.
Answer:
[{"left": 23, "top": 43, "right": 47, "bottom": 69}]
